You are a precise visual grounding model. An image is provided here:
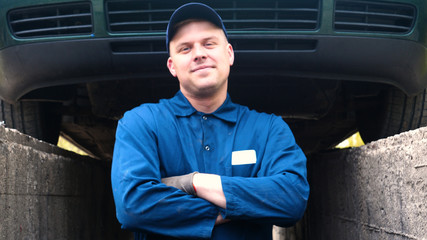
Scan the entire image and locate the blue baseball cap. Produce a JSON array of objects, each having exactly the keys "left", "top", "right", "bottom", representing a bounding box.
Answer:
[{"left": 166, "top": 2, "right": 228, "bottom": 53}]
